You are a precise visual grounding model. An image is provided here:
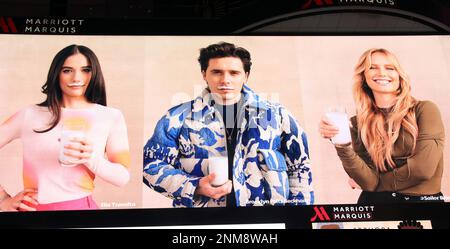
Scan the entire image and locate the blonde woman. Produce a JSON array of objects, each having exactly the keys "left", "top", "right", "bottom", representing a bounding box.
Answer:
[{"left": 319, "top": 48, "right": 445, "bottom": 204}]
